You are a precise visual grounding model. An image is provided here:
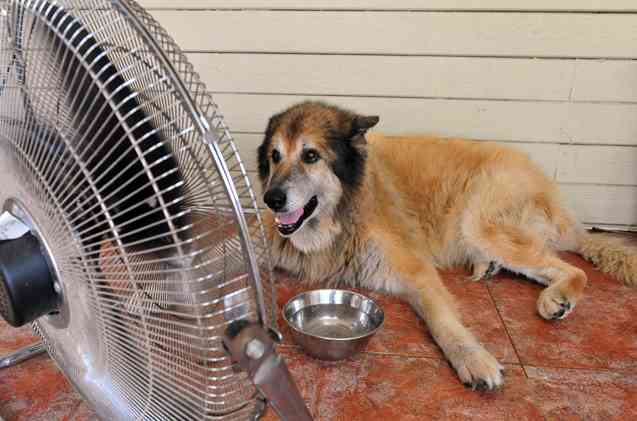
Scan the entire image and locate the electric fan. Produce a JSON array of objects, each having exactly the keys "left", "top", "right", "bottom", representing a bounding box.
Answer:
[{"left": 0, "top": 1, "right": 312, "bottom": 419}]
